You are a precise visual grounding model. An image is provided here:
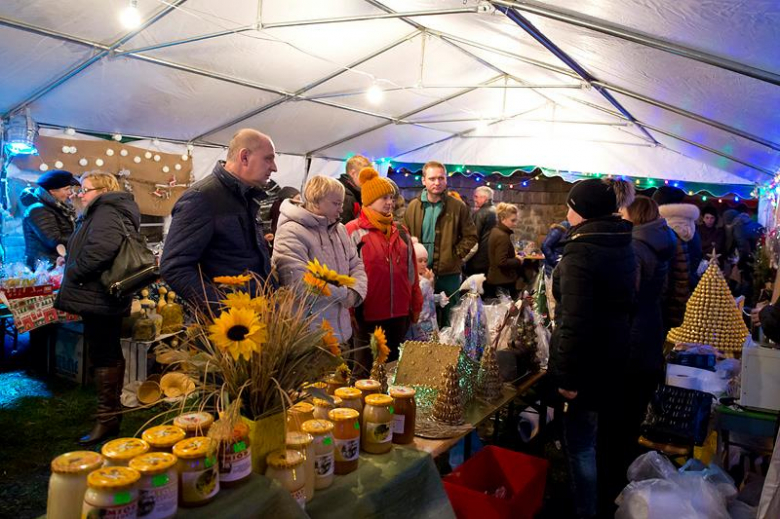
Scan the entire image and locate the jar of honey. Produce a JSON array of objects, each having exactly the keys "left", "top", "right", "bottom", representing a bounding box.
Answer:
[
  {"left": 82, "top": 467, "right": 140, "bottom": 518},
  {"left": 327, "top": 408, "right": 360, "bottom": 474},
  {"left": 361, "top": 394, "right": 394, "bottom": 454},
  {"left": 354, "top": 379, "right": 381, "bottom": 402},
  {"left": 325, "top": 376, "right": 347, "bottom": 395},
  {"left": 172, "top": 437, "right": 219, "bottom": 507},
  {"left": 312, "top": 396, "right": 342, "bottom": 420},
  {"left": 142, "top": 425, "right": 186, "bottom": 453},
  {"left": 286, "top": 432, "right": 315, "bottom": 502},
  {"left": 265, "top": 449, "right": 306, "bottom": 509},
  {"left": 287, "top": 401, "right": 315, "bottom": 432},
  {"left": 210, "top": 420, "right": 252, "bottom": 487},
  {"left": 129, "top": 452, "right": 178, "bottom": 519},
  {"left": 389, "top": 386, "right": 417, "bottom": 444},
  {"left": 300, "top": 420, "right": 335, "bottom": 490},
  {"left": 102, "top": 438, "right": 150, "bottom": 467},
  {"left": 47, "top": 451, "right": 104, "bottom": 519},
  {"left": 173, "top": 412, "right": 214, "bottom": 437},
  {"left": 334, "top": 387, "right": 363, "bottom": 420}
]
